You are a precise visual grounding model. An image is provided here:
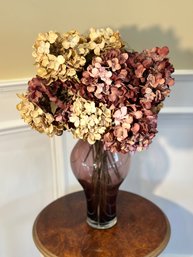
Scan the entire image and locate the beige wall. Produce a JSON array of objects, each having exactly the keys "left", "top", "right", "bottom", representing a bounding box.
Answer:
[{"left": 0, "top": 0, "right": 193, "bottom": 80}]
